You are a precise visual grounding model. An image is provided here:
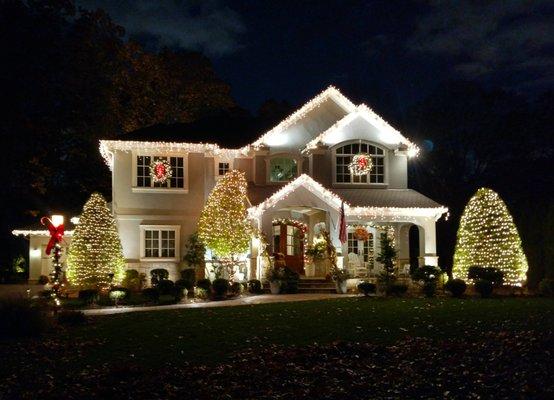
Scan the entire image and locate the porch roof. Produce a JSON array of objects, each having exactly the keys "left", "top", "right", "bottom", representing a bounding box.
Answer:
[{"left": 247, "top": 182, "right": 443, "bottom": 209}]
